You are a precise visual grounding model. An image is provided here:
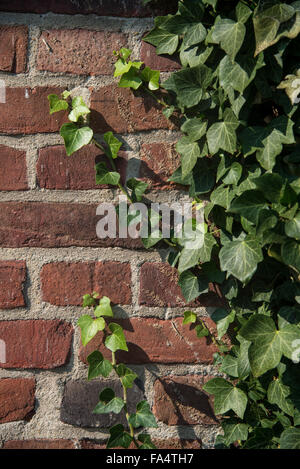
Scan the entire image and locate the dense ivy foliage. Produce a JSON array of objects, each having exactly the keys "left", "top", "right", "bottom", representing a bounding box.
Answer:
[
  {"left": 140, "top": 0, "right": 300, "bottom": 449},
  {"left": 48, "top": 0, "right": 300, "bottom": 449}
]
